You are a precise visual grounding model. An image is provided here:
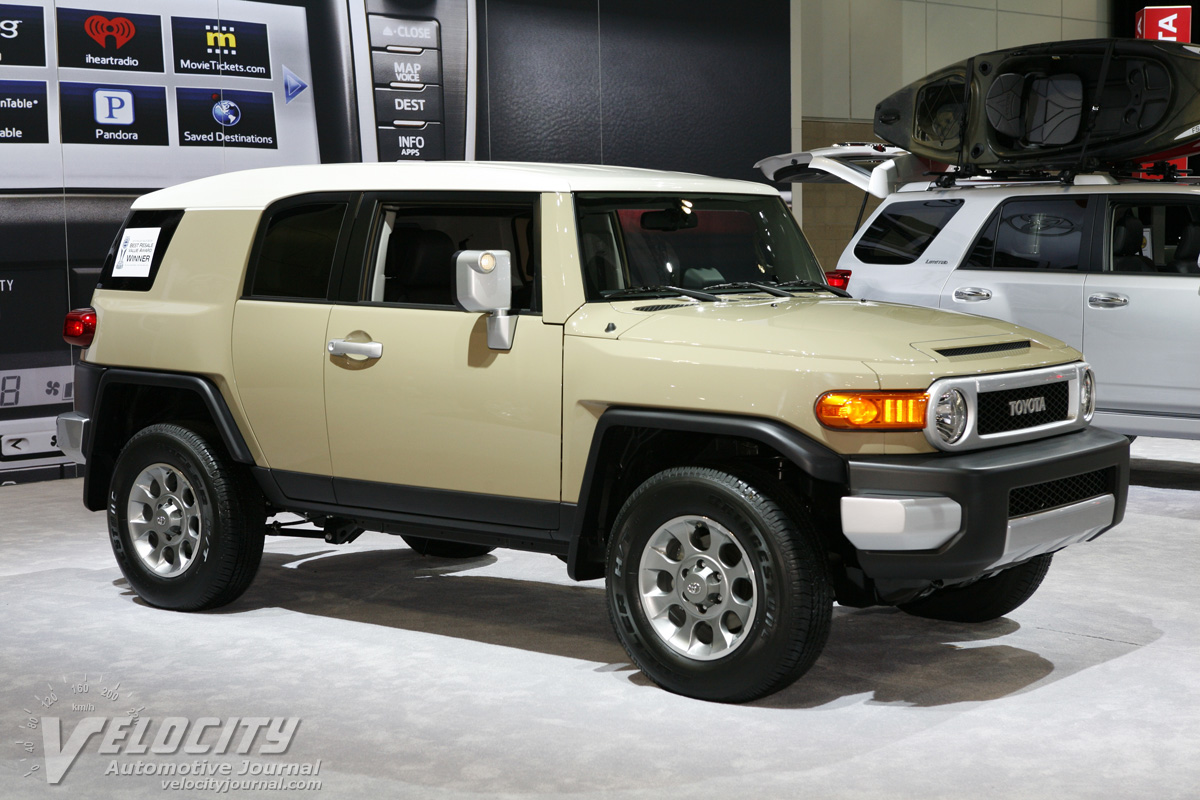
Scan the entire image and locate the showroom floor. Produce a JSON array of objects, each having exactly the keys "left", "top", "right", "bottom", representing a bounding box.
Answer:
[{"left": 2, "top": 438, "right": 1198, "bottom": 799}]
